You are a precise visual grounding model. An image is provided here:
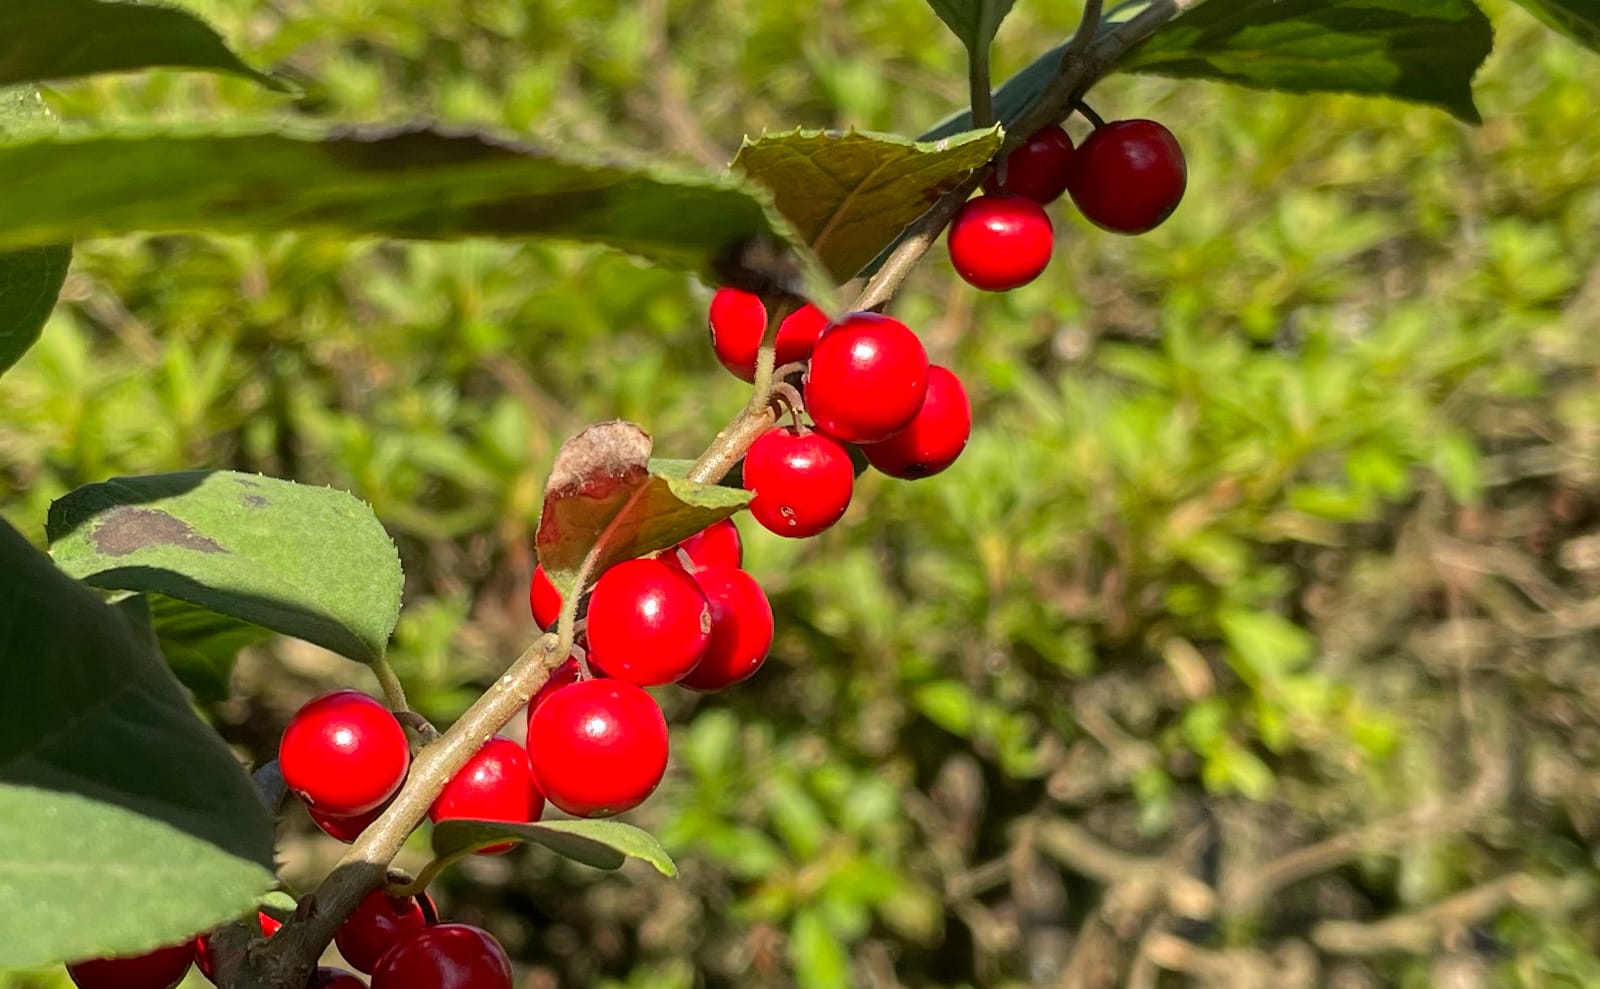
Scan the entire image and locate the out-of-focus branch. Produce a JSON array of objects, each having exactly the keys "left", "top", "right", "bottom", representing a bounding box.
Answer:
[{"left": 1312, "top": 873, "right": 1591, "bottom": 956}]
